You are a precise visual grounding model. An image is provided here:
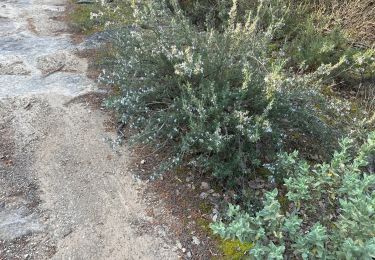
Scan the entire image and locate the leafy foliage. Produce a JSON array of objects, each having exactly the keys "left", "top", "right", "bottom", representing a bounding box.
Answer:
[
  {"left": 211, "top": 132, "right": 375, "bottom": 259},
  {"left": 103, "top": 0, "right": 352, "bottom": 184},
  {"left": 179, "top": 0, "right": 374, "bottom": 76}
]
